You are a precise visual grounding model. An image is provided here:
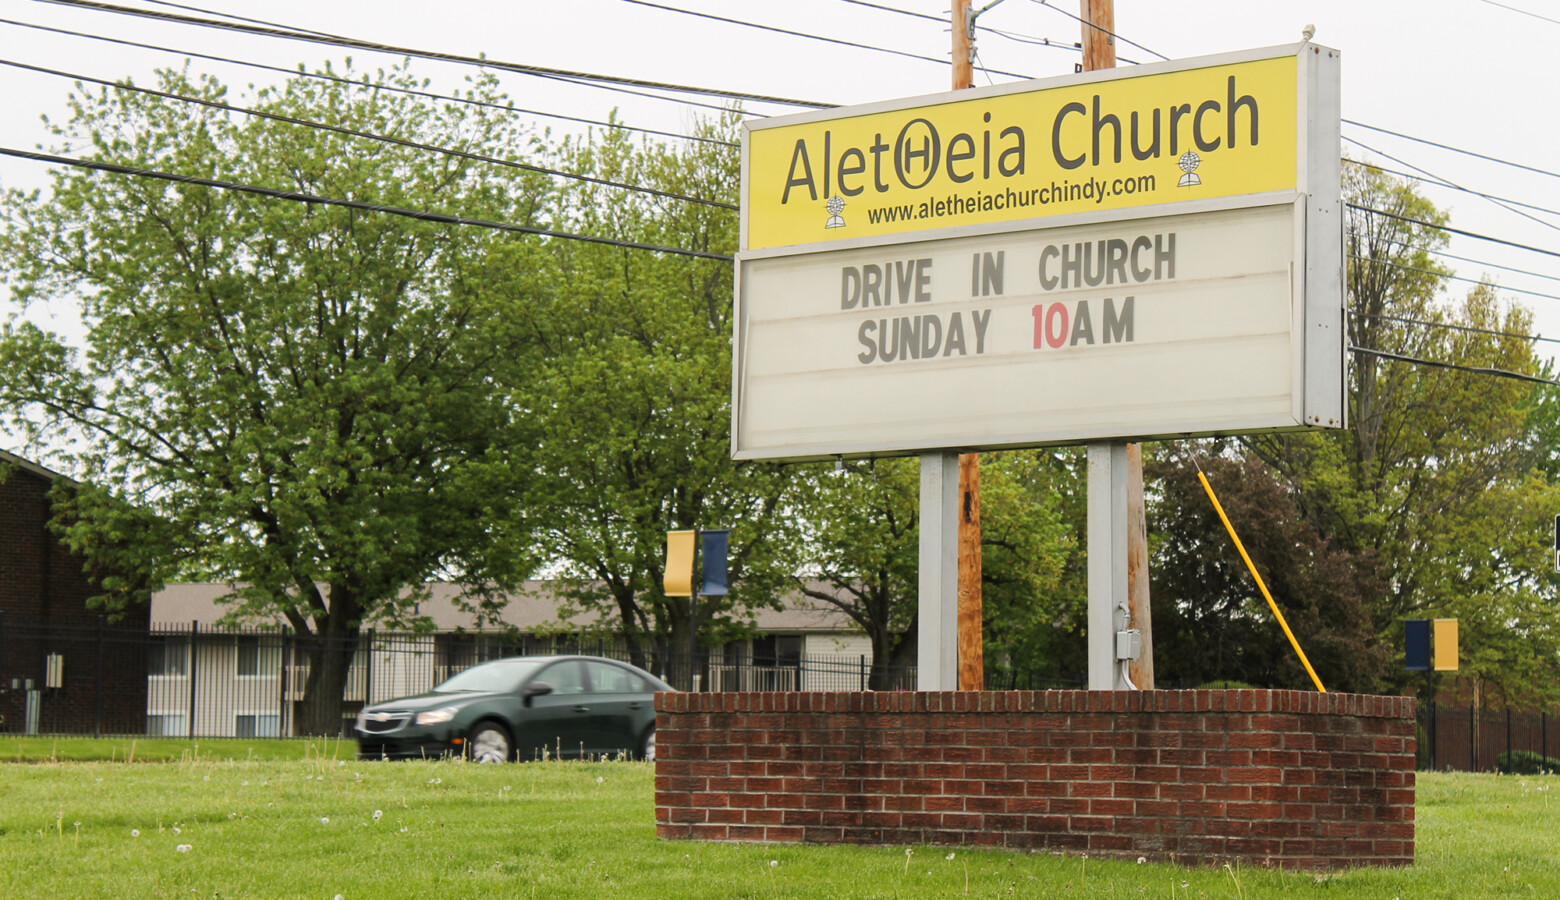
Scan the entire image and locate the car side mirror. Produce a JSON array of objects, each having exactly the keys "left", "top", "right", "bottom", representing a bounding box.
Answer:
[{"left": 522, "top": 681, "right": 554, "bottom": 707}]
